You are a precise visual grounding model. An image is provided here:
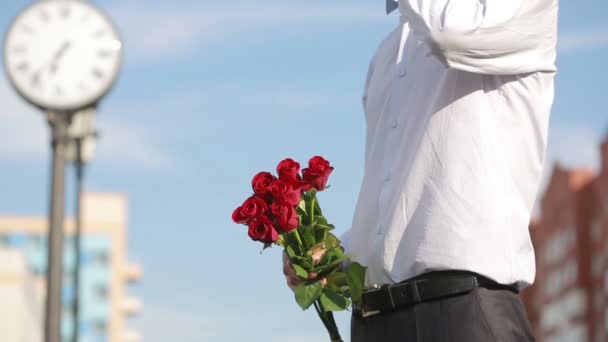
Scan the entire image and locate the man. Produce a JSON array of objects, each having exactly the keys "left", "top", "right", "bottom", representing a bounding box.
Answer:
[{"left": 284, "top": 0, "right": 557, "bottom": 340}]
